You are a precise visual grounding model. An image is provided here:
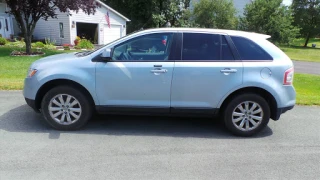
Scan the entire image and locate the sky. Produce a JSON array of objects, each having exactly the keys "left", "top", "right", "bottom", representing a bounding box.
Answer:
[{"left": 283, "top": 0, "right": 292, "bottom": 6}]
